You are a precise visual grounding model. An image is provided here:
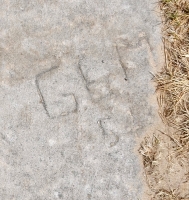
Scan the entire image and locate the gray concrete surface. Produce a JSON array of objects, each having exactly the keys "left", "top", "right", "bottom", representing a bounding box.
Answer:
[{"left": 0, "top": 1, "right": 162, "bottom": 199}]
